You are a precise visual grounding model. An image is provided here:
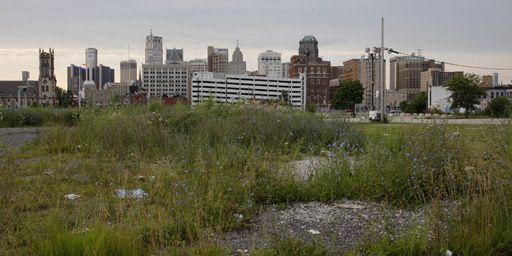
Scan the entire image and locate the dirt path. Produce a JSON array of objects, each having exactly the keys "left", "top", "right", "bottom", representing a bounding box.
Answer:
[{"left": 0, "top": 127, "right": 42, "bottom": 154}]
